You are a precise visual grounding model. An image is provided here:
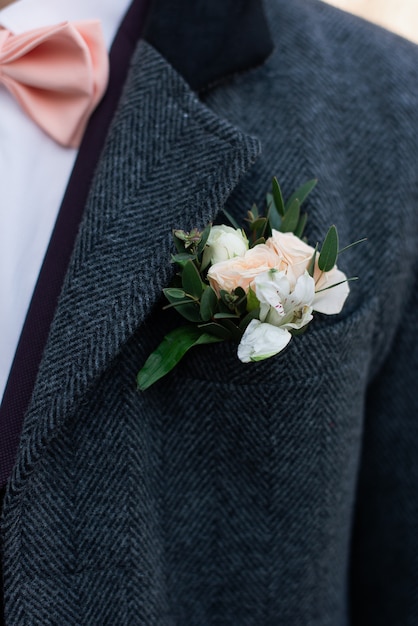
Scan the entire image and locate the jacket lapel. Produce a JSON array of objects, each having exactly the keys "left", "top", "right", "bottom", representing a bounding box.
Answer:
[{"left": 9, "top": 41, "right": 261, "bottom": 489}]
